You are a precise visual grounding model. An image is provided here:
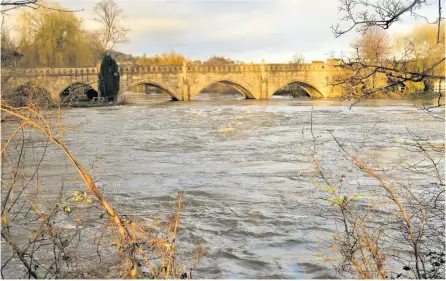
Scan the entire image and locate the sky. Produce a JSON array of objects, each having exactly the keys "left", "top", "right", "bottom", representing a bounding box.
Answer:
[{"left": 4, "top": 0, "right": 441, "bottom": 63}]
